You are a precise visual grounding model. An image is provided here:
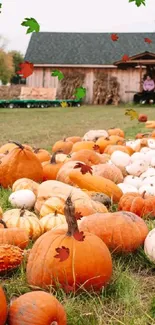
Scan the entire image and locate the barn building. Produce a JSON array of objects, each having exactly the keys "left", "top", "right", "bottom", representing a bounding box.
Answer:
[{"left": 24, "top": 32, "right": 155, "bottom": 104}]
